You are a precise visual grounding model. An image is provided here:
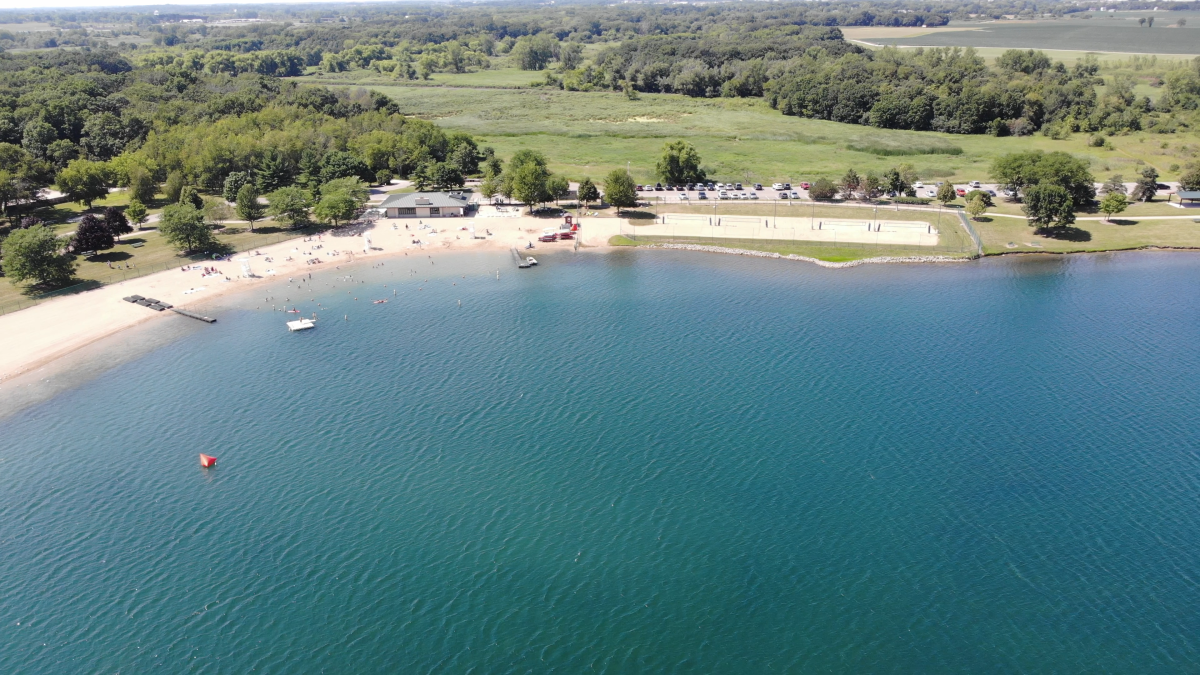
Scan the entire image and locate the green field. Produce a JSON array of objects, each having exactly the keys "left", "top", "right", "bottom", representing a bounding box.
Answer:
[
  {"left": 311, "top": 77, "right": 1195, "bottom": 188},
  {"left": 871, "top": 15, "right": 1200, "bottom": 55}
]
